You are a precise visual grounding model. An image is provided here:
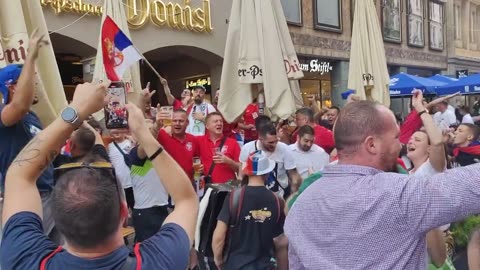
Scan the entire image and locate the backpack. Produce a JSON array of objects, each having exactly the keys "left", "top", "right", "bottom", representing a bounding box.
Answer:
[
  {"left": 223, "top": 186, "right": 282, "bottom": 263},
  {"left": 39, "top": 243, "right": 142, "bottom": 270}
]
